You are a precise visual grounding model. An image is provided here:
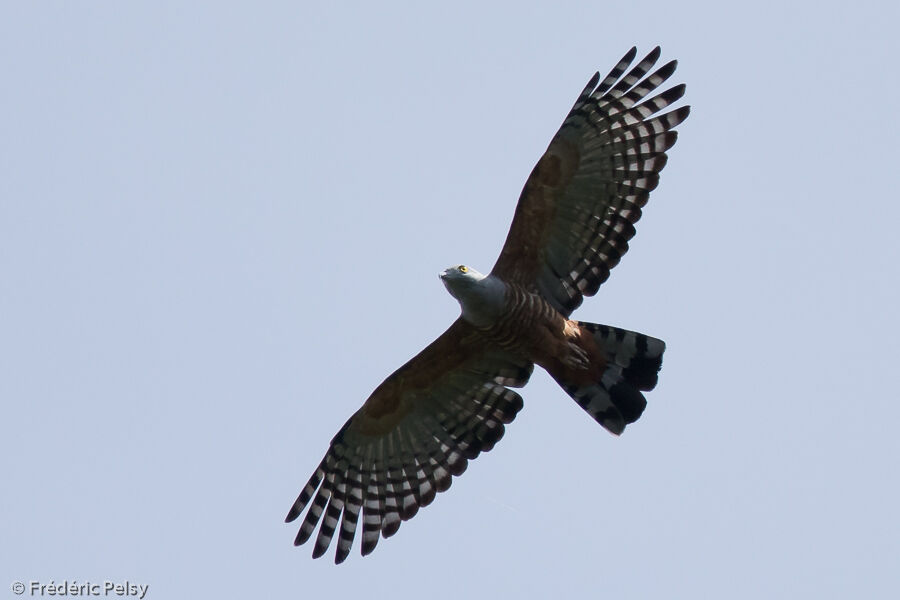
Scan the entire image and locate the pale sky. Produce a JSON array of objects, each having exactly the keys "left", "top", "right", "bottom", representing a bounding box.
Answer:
[{"left": 2, "top": 1, "right": 899, "bottom": 599}]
